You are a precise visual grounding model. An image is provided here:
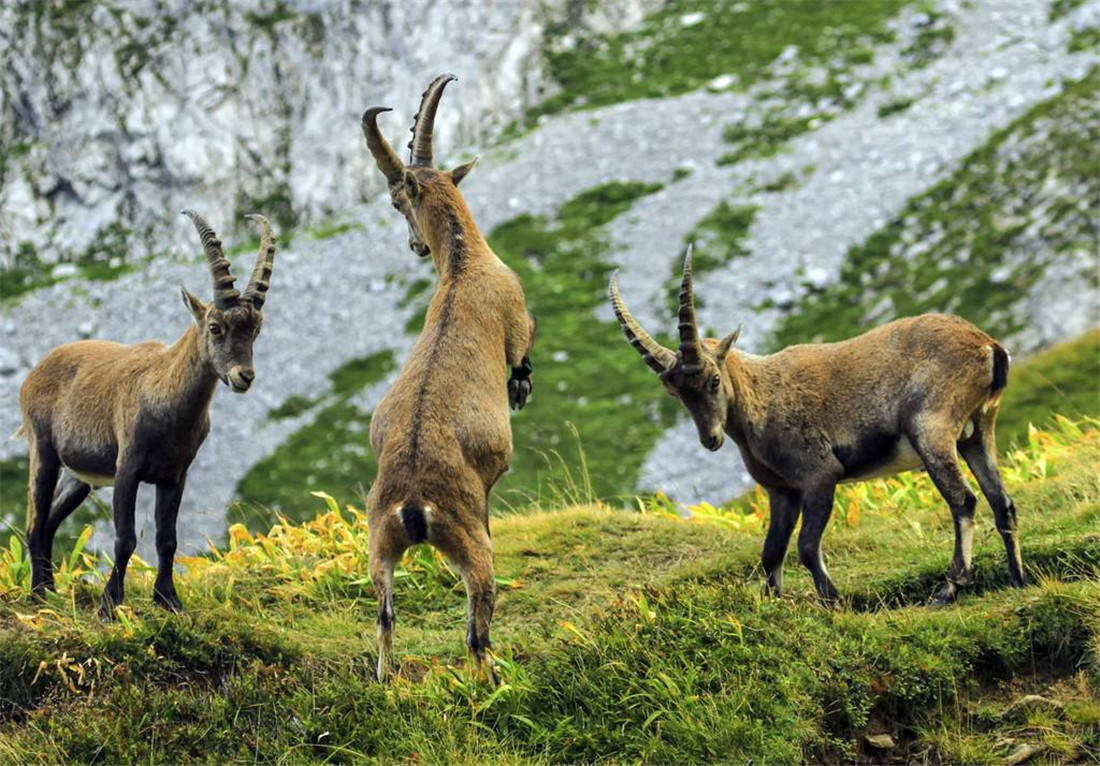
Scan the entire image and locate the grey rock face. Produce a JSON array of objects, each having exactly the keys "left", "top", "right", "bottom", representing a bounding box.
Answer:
[{"left": 0, "top": 0, "right": 659, "bottom": 268}]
